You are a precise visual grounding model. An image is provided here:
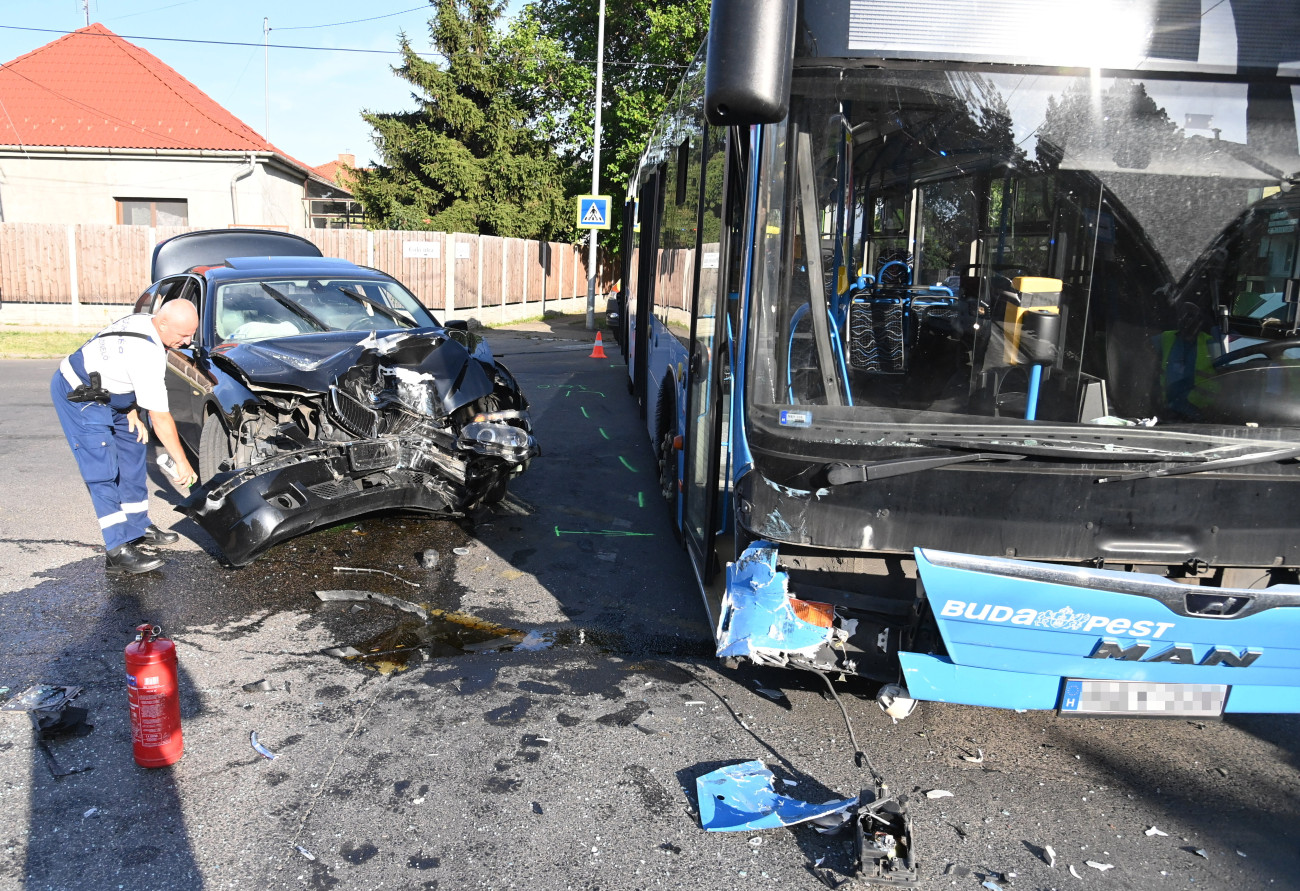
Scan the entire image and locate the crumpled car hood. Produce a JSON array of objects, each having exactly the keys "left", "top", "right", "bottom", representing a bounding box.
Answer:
[{"left": 212, "top": 326, "right": 495, "bottom": 416}]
